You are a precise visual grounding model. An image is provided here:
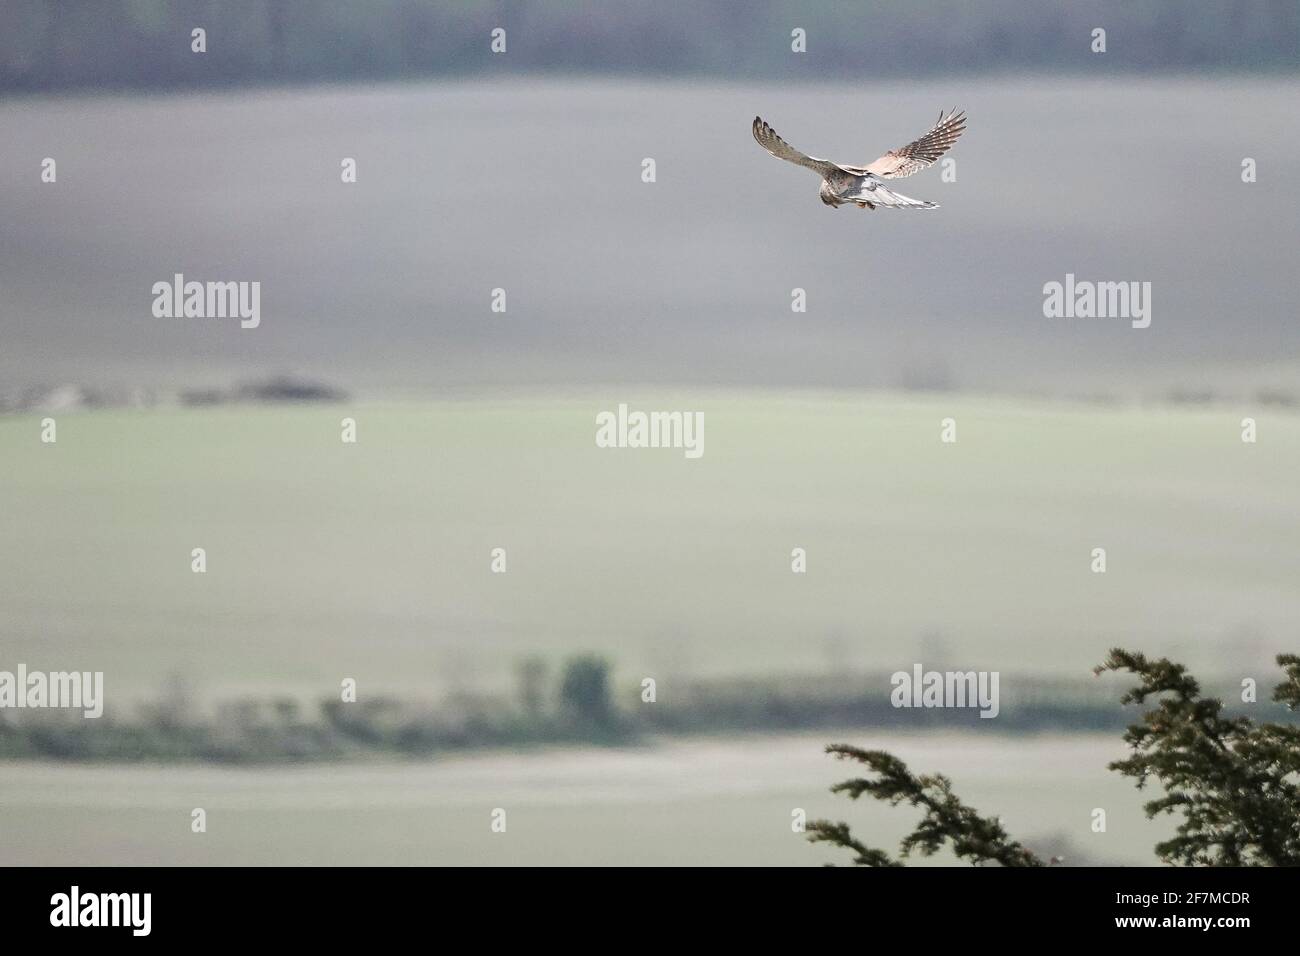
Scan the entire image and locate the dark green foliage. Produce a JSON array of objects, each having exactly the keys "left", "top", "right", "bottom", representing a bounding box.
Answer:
[
  {"left": 1094, "top": 649, "right": 1300, "bottom": 866},
  {"left": 807, "top": 746, "right": 1043, "bottom": 867},
  {"left": 805, "top": 820, "right": 900, "bottom": 868},
  {"left": 811, "top": 650, "right": 1300, "bottom": 866}
]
